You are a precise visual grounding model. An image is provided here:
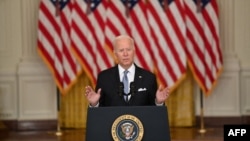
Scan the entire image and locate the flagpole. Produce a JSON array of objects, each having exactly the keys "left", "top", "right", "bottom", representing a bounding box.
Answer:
[
  {"left": 55, "top": 88, "right": 62, "bottom": 136},
  {"left": 199, "top": 89, "right": 206, "bottom": 133}
]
